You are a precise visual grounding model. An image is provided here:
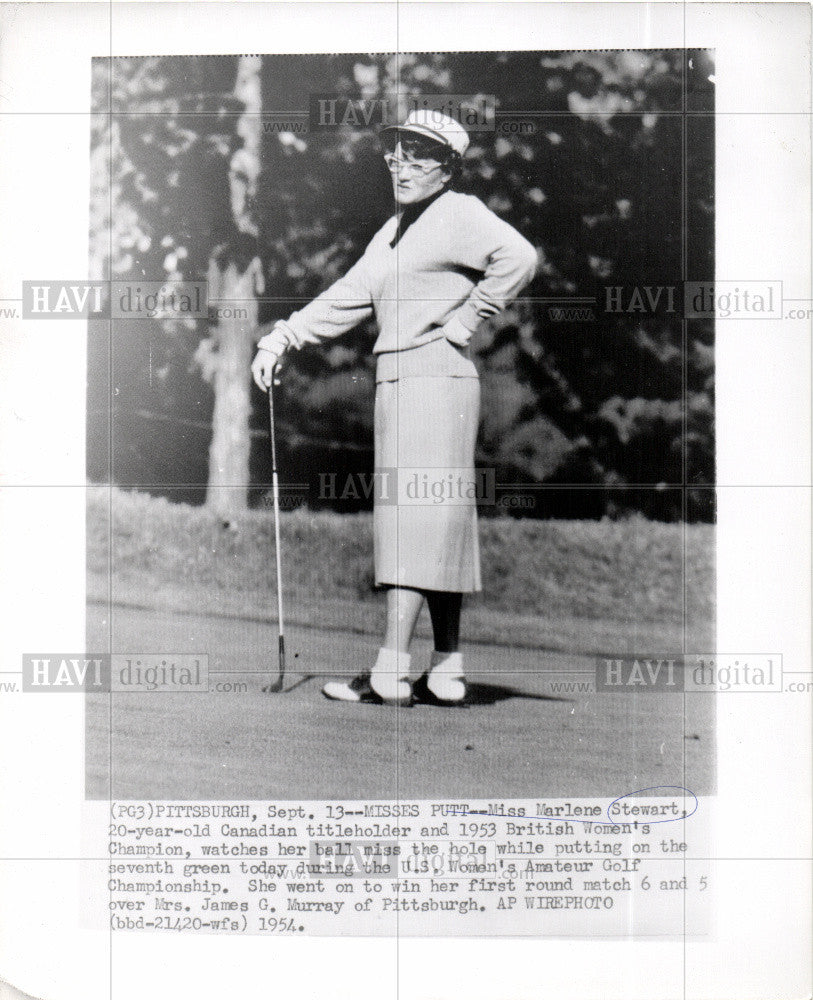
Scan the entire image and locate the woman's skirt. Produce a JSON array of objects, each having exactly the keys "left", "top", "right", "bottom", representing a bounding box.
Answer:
[{"left": 374, "top": 376, "right": 482, "bottom": 593}]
